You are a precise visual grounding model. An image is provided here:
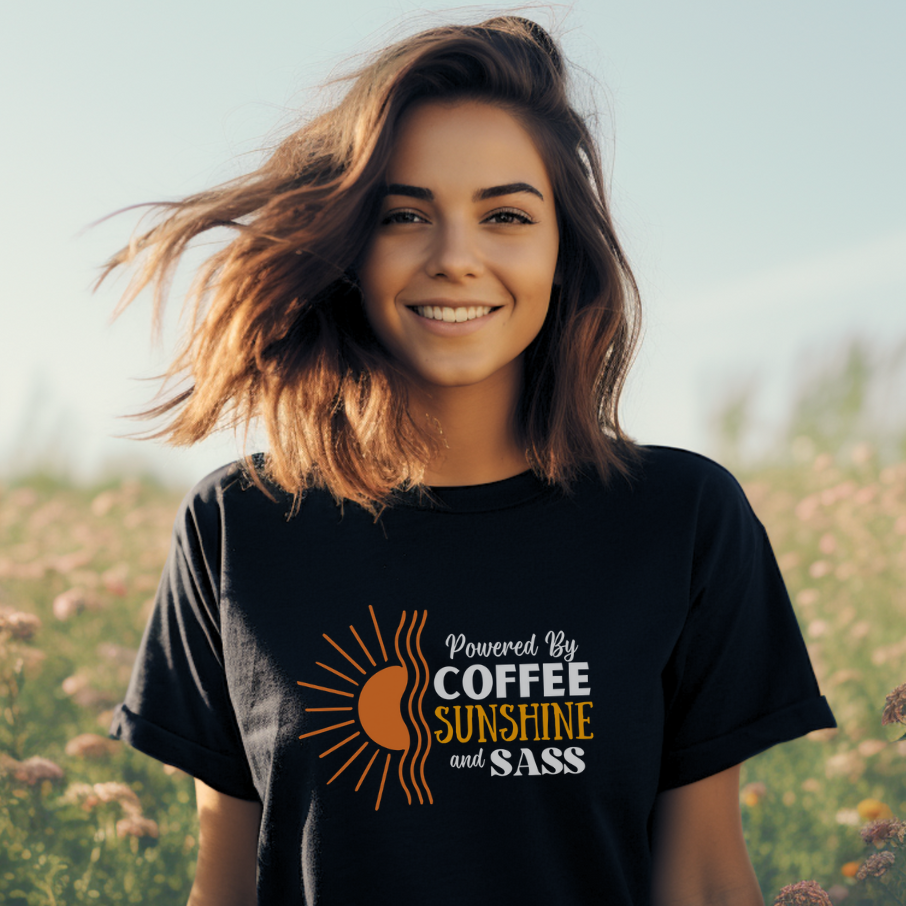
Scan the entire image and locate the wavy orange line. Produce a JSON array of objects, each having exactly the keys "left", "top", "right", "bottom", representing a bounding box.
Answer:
[
  {"left": 415, "top": 609, "right": 434, "bottom": 804},
  {"left": 405, "top": 610, "right": 424, "bottom": 804},
  {"left": 393, "top": 611, "right": 412, "bottom": 805}
]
